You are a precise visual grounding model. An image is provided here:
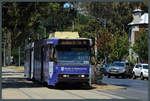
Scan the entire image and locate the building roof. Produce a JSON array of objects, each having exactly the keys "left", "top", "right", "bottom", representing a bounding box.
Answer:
[
  {"left": 128, "top": 13, "right": 148, "bottom": 26},
  {"left": 139, "top": 13, "right": 148, "bottom": 24},
  {"left": 133, "top": 9, "right": 142, "bottom": 13}
]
